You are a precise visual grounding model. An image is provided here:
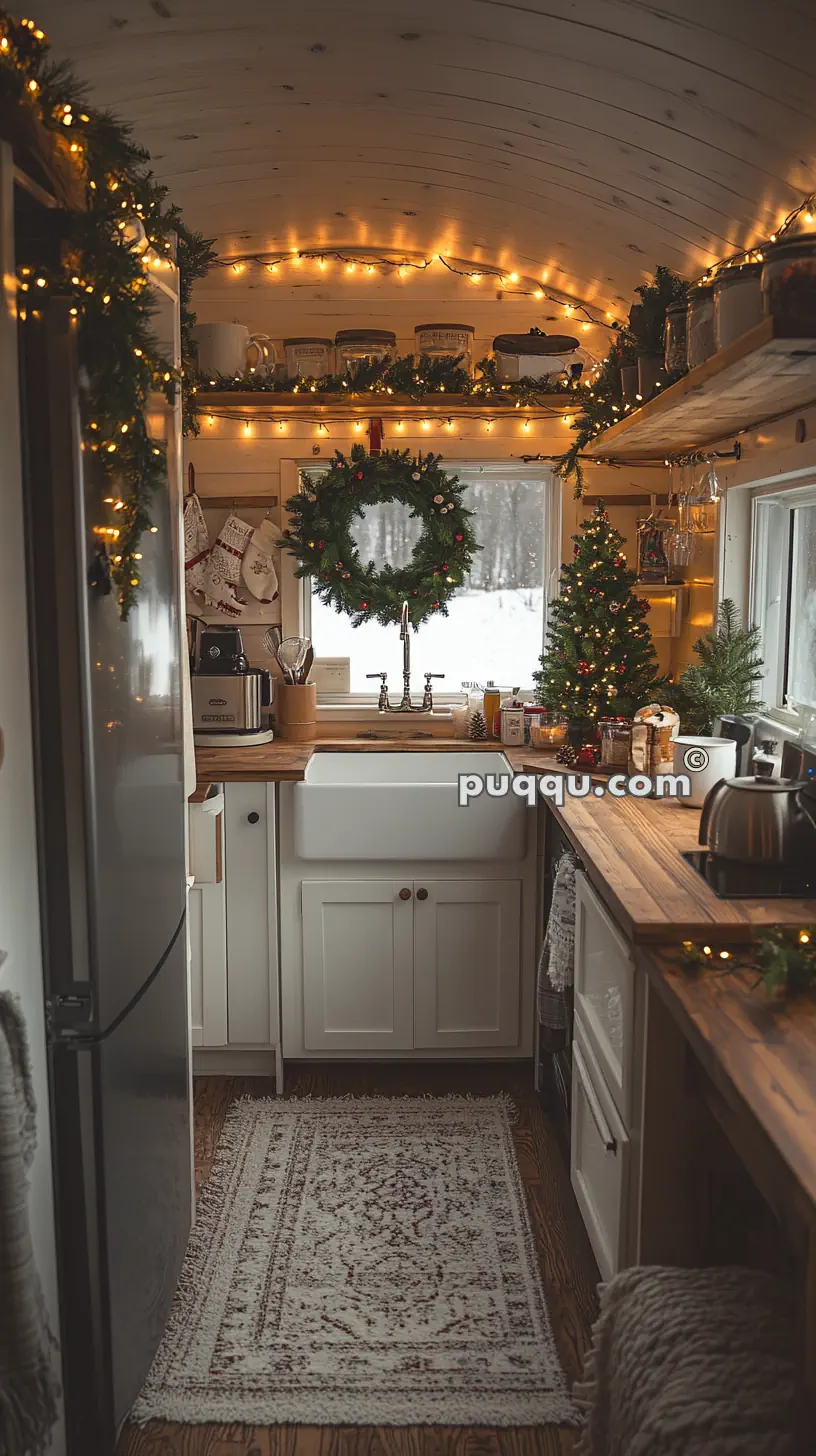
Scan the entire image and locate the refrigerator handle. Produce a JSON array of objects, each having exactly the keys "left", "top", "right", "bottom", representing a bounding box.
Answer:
[{"left": 22, "top": 298, "right": 95, "bottom": 1010}]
